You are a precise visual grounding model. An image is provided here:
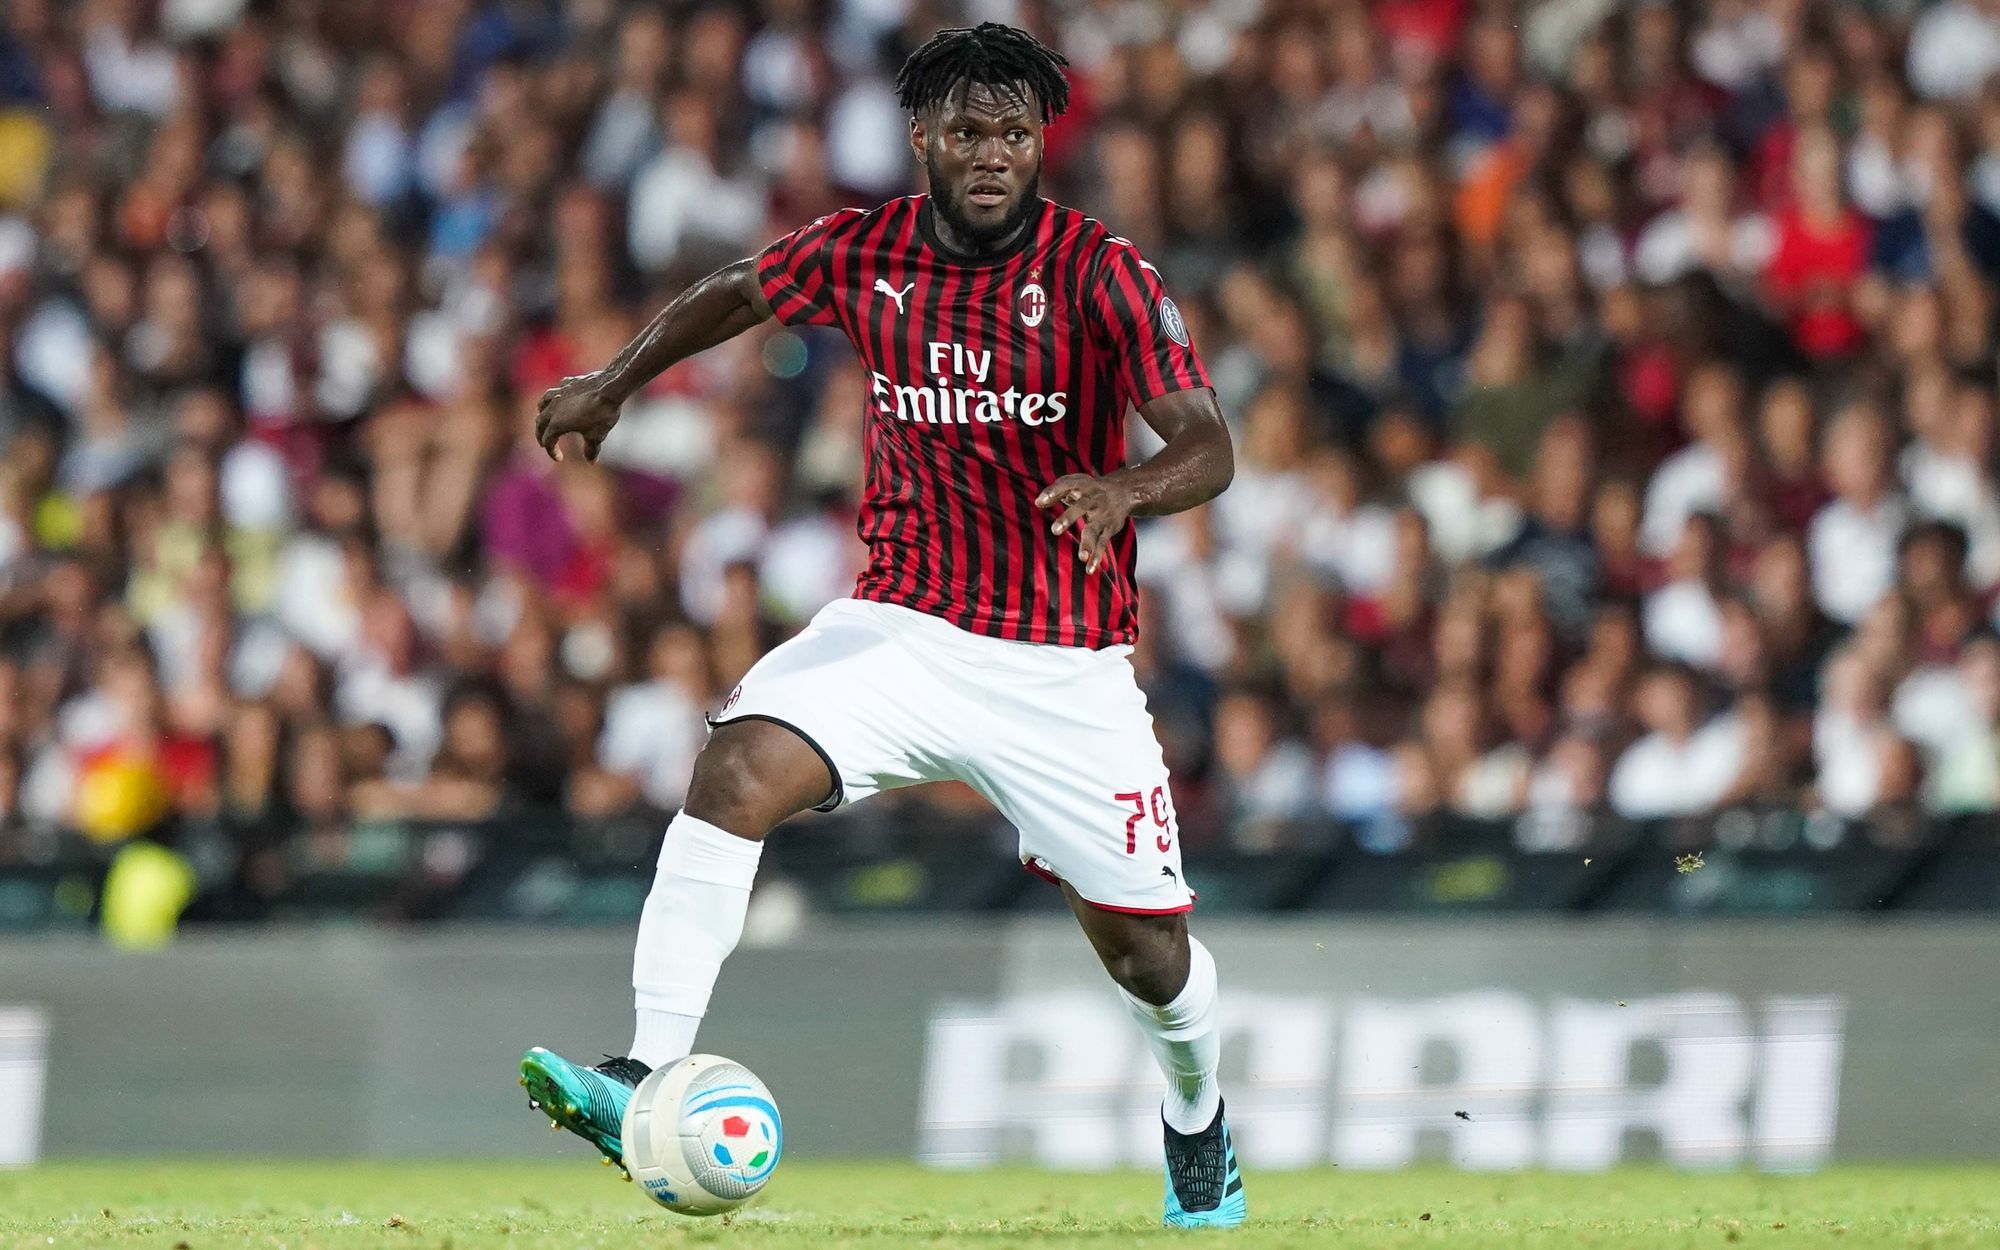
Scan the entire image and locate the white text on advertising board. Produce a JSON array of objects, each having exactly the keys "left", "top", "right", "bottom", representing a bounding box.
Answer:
[{"left": 918, "top": 991, "right": 1844, "bottom": 1172}]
